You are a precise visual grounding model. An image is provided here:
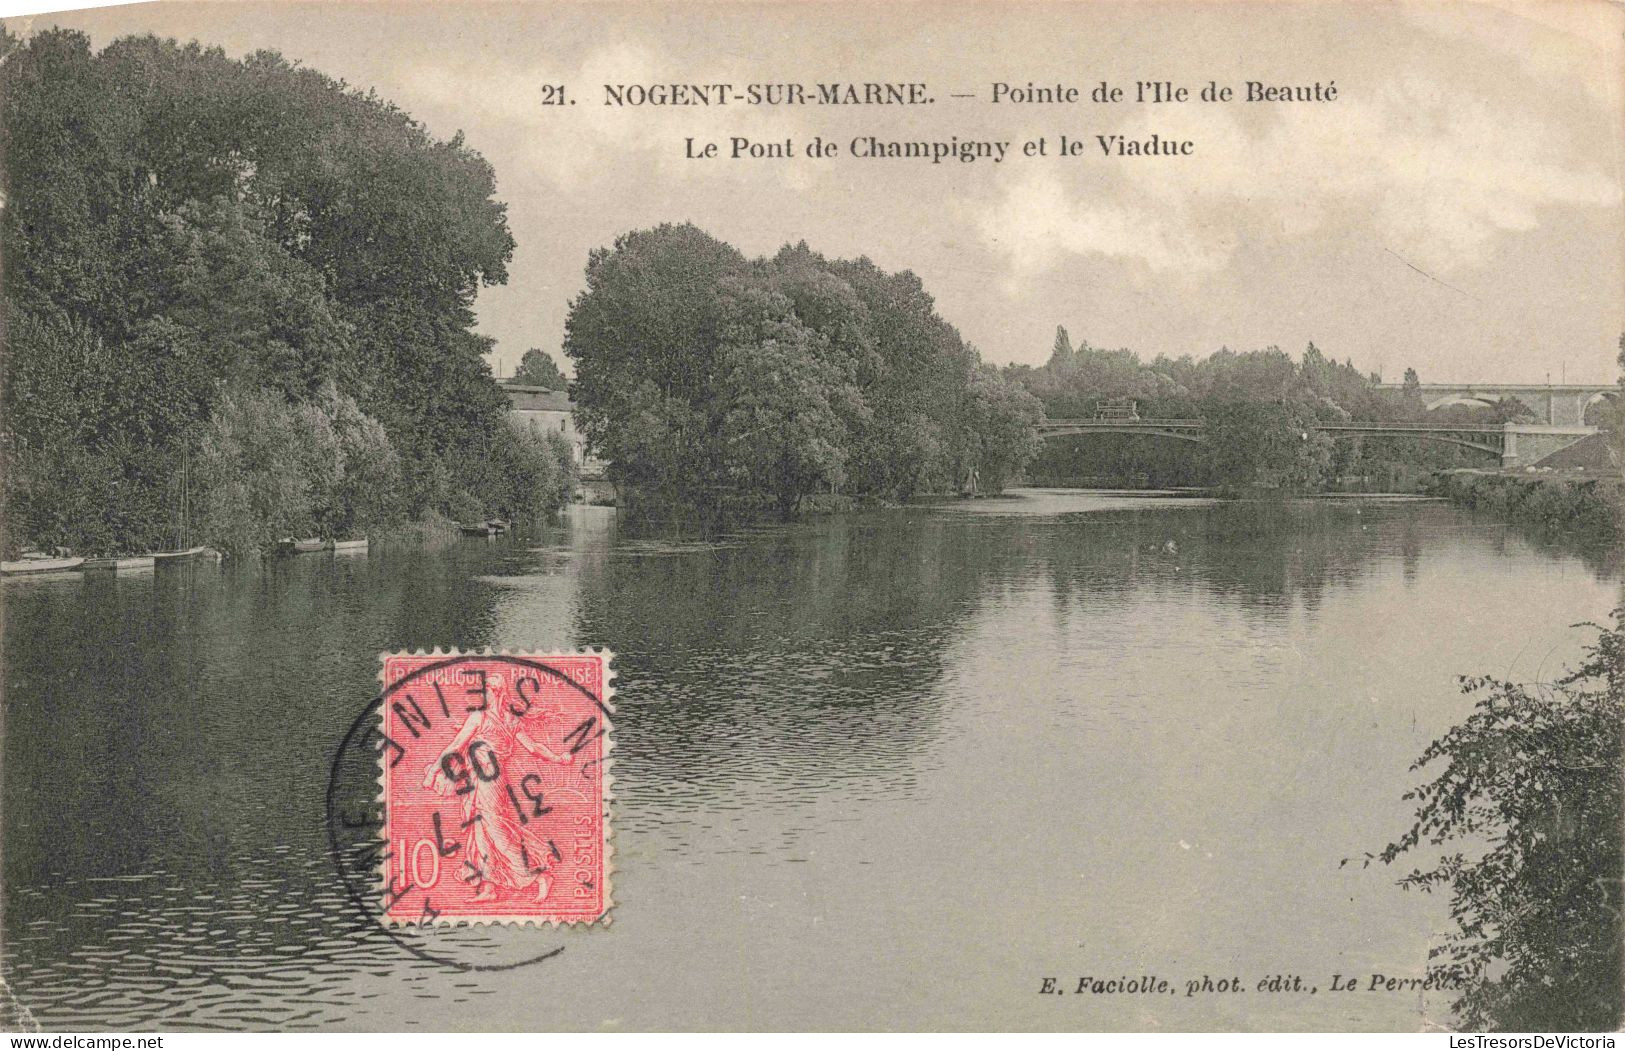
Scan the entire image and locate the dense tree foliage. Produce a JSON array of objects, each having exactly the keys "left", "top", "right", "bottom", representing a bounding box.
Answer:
[
  {"left": 1374, "top": 613, "right": 1624, "bottom": 1031},
  {"left": 1200, "top": 399, "right": 1334, "bottom": 491},
  {"left": 1427, "top": 472, "right": 1620, "bottom": 539},
  {"left": 1, "top": 29, "right": 565, "bottom": 555},
  {"left": 195, "top": 385, "right": 404, "bottom": 556},
  {"left": 564, "top": 226, "right": 1042, "bottom": 518},
  {"left": 1007, "top": 334, "right": 1548, "bottom": 489},
  {"left": 512, "top": 347, "right": 568, "bottom": 389}
]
